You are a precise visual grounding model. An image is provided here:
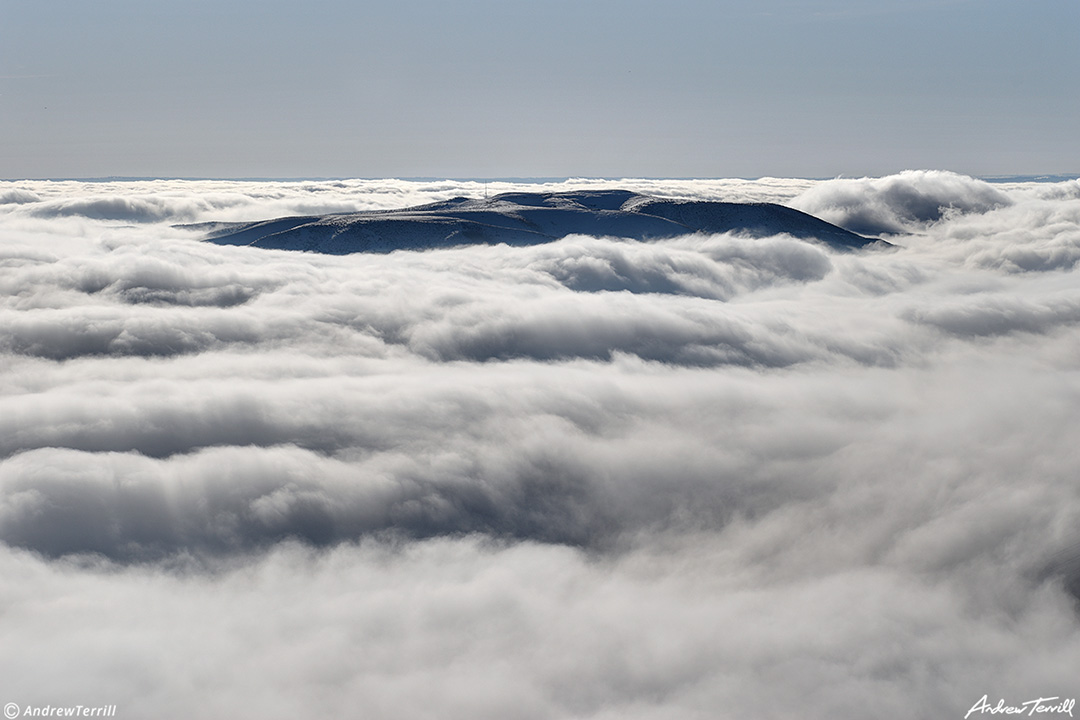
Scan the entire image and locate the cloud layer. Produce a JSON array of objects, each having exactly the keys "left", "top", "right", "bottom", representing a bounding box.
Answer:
[
  {"left": 790, "top": 170, "right": 1015, "bottom": 235},
  {"left": 2, "top": 173, "right": 1080, "bottom": 718}
]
